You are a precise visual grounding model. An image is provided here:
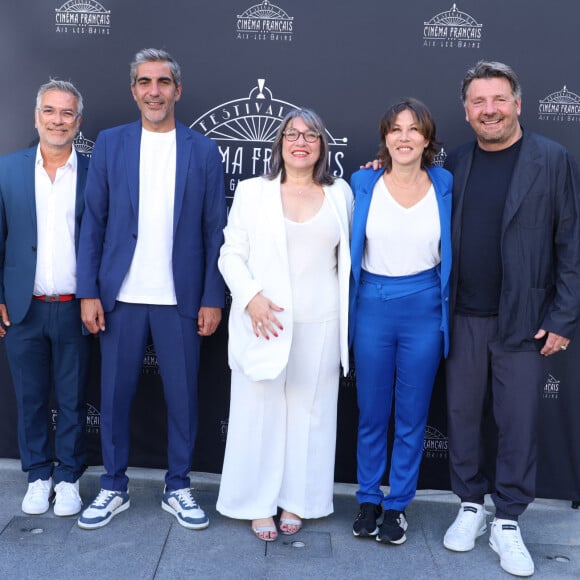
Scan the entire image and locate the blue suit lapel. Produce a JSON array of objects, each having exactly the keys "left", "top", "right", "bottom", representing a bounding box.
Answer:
[
  {"left": 20, "top": 148, "right": 38, "bottom": 237},
  {"left": 123, "top": 122, "right": 142, "bottom": 220},
  {"left": 351, "top": 169, "right": 382, "bottom": 287},
  {"left": 174, "top": 122, "right": 191, "bottom": 236},
  {"left": 75, "top": 150, "right": 89, "bottom": 248}
]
